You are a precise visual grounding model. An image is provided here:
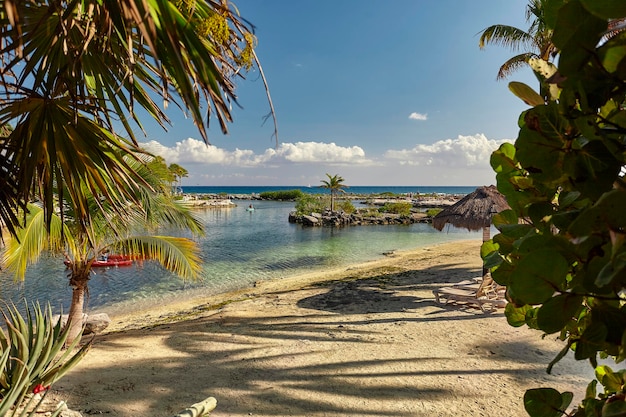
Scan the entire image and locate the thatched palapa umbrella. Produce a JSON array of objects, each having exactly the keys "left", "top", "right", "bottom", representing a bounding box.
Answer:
[{"left": 433, "top": 185, "right": 510, "bottom": 245}]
